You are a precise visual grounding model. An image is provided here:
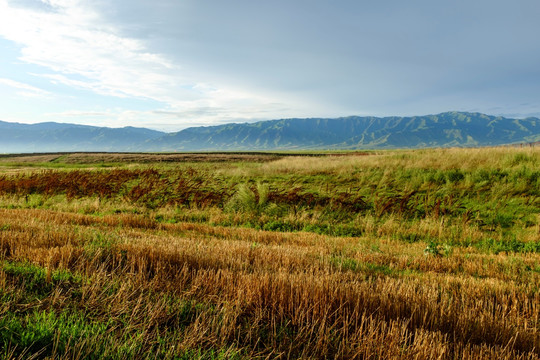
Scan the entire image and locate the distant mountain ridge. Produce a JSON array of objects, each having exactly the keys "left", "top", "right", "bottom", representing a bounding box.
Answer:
[
  {"left": 1, "top": 112, "right": 539, "bottom": 153},
  {"left": 0, "top": 121, "right": 165, "bottom": 153},
  {"left": 148, "top": 111, "right": 540, "bottom": 151}
]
